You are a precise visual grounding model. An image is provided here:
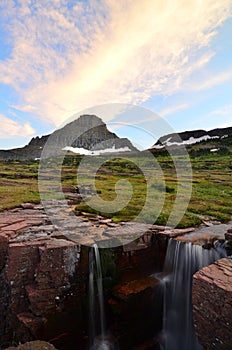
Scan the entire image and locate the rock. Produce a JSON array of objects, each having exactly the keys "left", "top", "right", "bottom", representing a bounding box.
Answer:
[
  {"left": 161, "top": 227, "right": 195, "bottom": 238},
  {"left": 192, "top": 257, "right": 232, "bottom": 350},
  {"left": 21, "top": 203, "right": 35, "bottom": 210},
  {"left": 109, "top": 275, "right": 162, "bottom": 348},
  {"left": 0, "top": 204, "right": 168, "bottom": 347},
  {"left": 225, "top": 228, "right": 232, "bottom": 241},
  {"left": 202, "top": 221, "right": 213, "bottom": 227},
  {"left": 99, "top": 219, "right": 112, "bottom": 224},
  {"left": 2, "top": 237, "right": 81, "bottom": 341},
  {"left": 5, "top": 340, "right": 58, "bottom": 349},
  {"left": 112, "top": 276, "right": 158, "bottom": 301},
  {"left": 225, "top": 232, "right": 232, "bottom": 241},
  {"left": 0, "top": 115, "right": 137, "bottom": 160}
]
